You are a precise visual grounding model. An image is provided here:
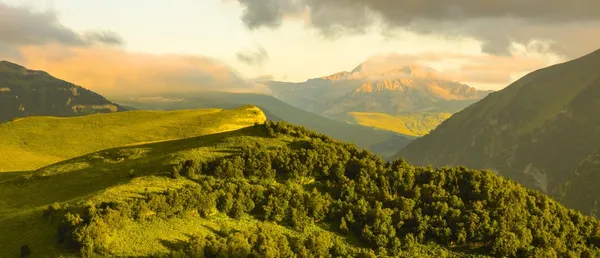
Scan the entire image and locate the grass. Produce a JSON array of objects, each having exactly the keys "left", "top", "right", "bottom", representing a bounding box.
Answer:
[
  {"left": 348, "top": 111, "right": 452, "bottom": 136},
  {"left": 0, "top": 105, "right": 266, "bottom": 172},
  {"left": 0, "top": 118, "right": 290, "bottom": 257},
  {"left": 110, "top": 92, "right": 414, "bottom": 158},
  {"left": 0, "top": 106, "right": 459, "bottom": 257}
]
